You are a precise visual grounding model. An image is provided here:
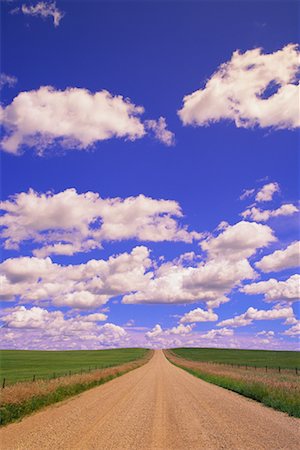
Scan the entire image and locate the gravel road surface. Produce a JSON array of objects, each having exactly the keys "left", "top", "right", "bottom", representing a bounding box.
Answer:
[{"left": 1, "top": 350, "right": 299, "bottom": 450}]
